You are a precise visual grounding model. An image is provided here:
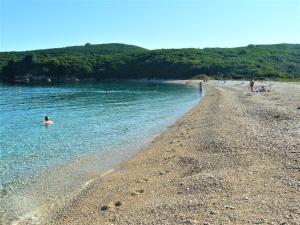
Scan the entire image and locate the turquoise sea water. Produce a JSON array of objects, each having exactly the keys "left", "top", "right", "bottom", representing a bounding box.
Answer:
[{"left": 0, "top": 81, "right": 201, "bottom": 223}]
